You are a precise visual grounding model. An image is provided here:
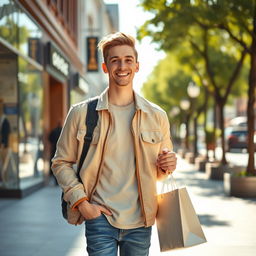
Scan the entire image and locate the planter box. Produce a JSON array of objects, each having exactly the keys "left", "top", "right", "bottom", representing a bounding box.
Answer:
[
  {"left": 205, "top": 162, "right": 224, "bottom": 180},
  {"left": 224, "top": 173, "right": 256, "bottom": 198},
  {"left": 195, "top": 156, "right": 207, "bottom": 172},
  {"left": 224, "top": 165, "right": 245, "bottom": 175}
]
